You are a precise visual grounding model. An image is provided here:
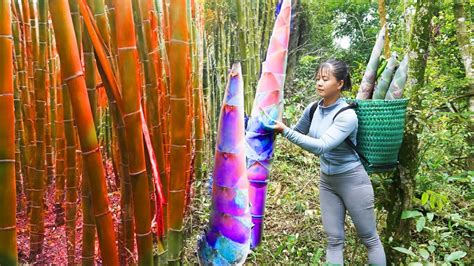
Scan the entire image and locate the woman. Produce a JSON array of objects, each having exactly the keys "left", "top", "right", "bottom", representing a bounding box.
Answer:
[{"left": 261, "top": 59, "right": 386, "bottom": 265}]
